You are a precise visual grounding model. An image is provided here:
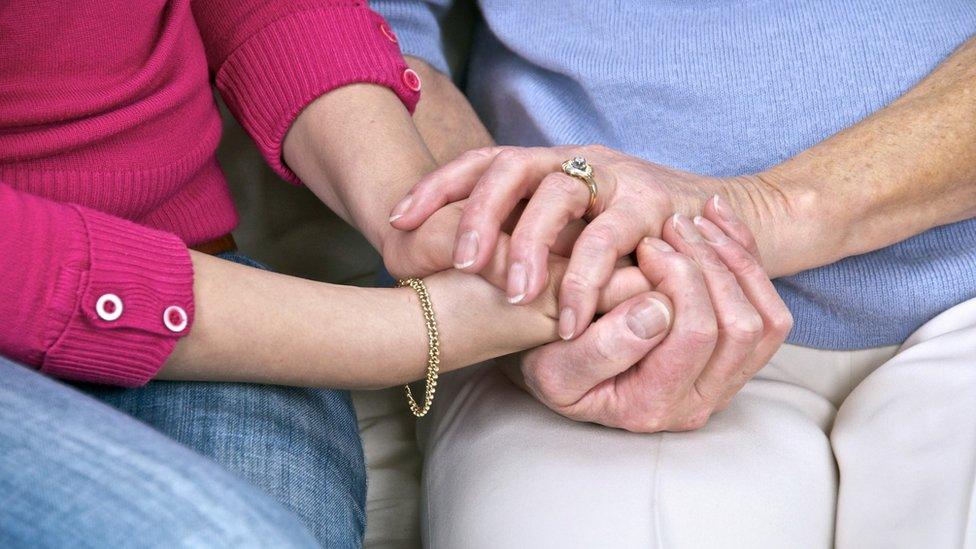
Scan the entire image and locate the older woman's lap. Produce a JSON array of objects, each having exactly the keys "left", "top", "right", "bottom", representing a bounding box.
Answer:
[{"left": 421, "top": 297, "right": 976, "bottom": 548}]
